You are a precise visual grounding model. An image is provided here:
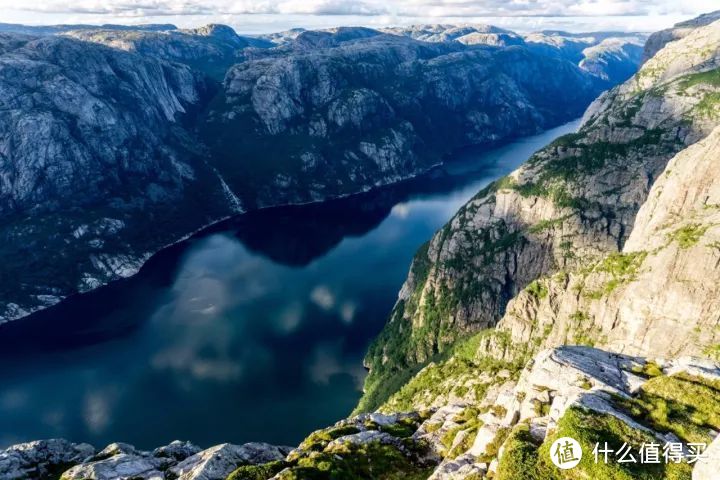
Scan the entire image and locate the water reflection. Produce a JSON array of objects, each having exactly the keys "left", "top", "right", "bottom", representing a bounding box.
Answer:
[{"left": 0, "top": 120, "right": 579, "bottom": 449}]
